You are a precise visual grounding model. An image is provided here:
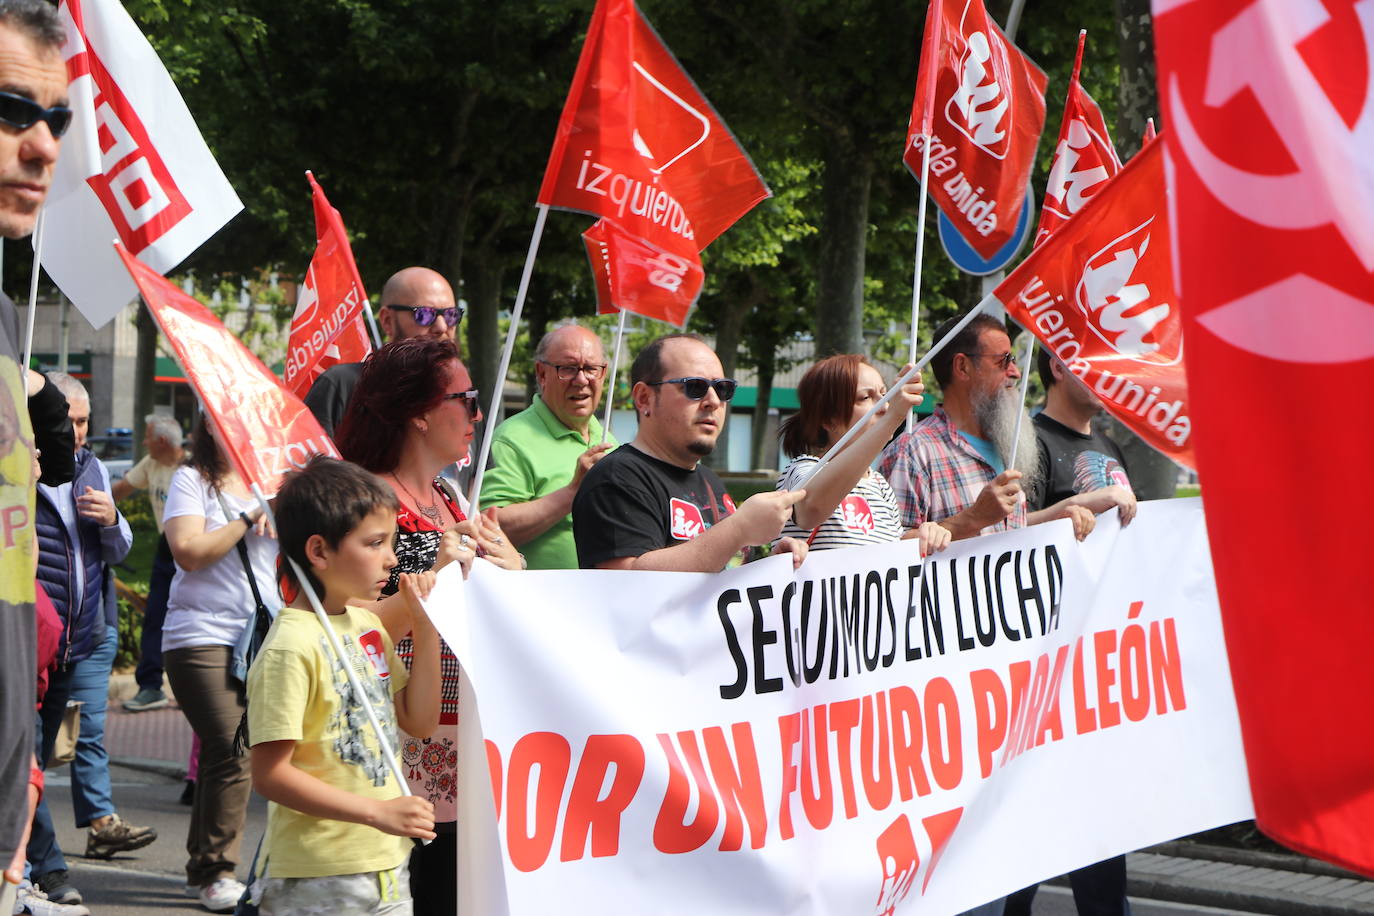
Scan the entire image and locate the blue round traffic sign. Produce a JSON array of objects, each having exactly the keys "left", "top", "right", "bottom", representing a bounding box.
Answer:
[{"left": 936, "top": 185, "right": 1035, "bottom": 276}]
